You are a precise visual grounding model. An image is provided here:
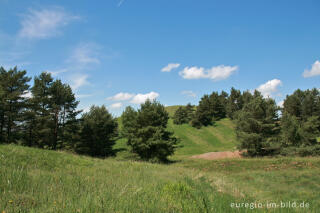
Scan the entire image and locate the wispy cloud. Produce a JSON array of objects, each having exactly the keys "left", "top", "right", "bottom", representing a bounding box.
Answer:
[
  {"left": 19, "top": 7, "right": 79, "bottom": 39},
  {"left": 67, "top": 42, "right": 101, "bottom": 70},
  {"left": 161, "top": 63, "right": 180, "bottom": 72},
  {"left": 179, "top": 65, "right": 238, "bottom": 81},
  {"left": 303, "top": 60, "right": 320, "bottom": 78},
  {"left": 109, "top": 102, "right": 123, "bottom": 109},
  {"left": 117, "top": 0, "right": 125, "bottom": 7},
  {"left": 47, "top": 68, "right": 68, "bottom": 77},
  {"left": 70, "top": 74, "right": 90, "bottom": 90},
  {"left": 256, "top": 79, "right": 282, "bottom": 98},
  {"left": 181, "top": 90, "right": 196, "bottom": 98}
]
